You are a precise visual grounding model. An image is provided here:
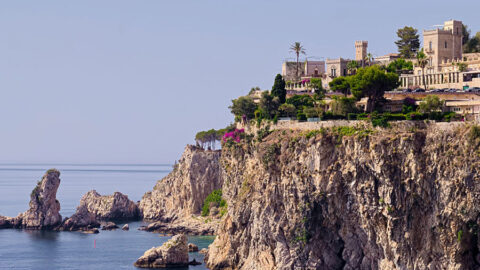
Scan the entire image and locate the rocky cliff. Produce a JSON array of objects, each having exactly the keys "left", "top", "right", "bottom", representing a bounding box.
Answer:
[
  {"left": 206, "top": 122, "right": 480, "bottom": 270},
  {"left": 19, "top": 169, "right": 62, "bottom": 229},
  {"left": 140, "top": 145, "right": 223, "bottom": 222}
]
